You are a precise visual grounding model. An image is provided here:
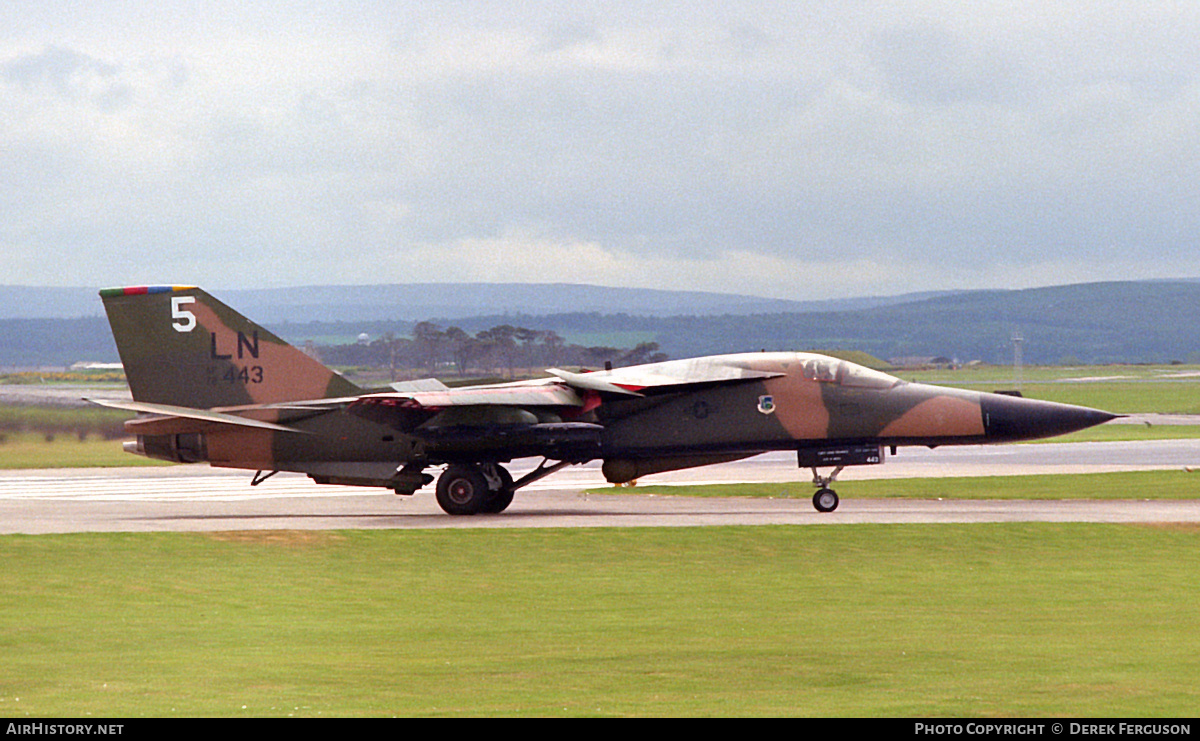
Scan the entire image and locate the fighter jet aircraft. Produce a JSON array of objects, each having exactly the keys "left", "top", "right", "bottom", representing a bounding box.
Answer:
[{"left": 90, "top": 286, "right": 1118, "bottom": 514}]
